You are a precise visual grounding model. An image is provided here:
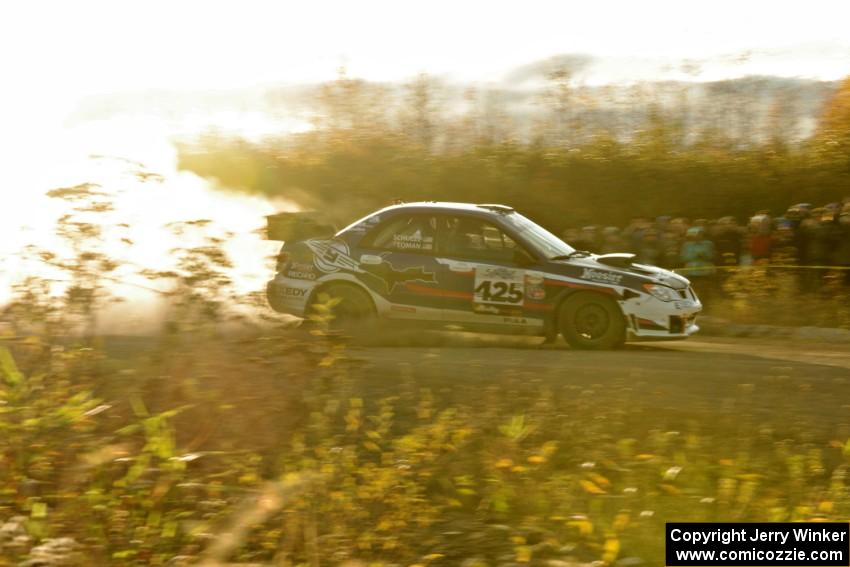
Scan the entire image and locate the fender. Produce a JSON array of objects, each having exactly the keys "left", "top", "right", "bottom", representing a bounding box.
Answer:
[{"left": 548, "top": 286, "right": 629, "bottom": 331}]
